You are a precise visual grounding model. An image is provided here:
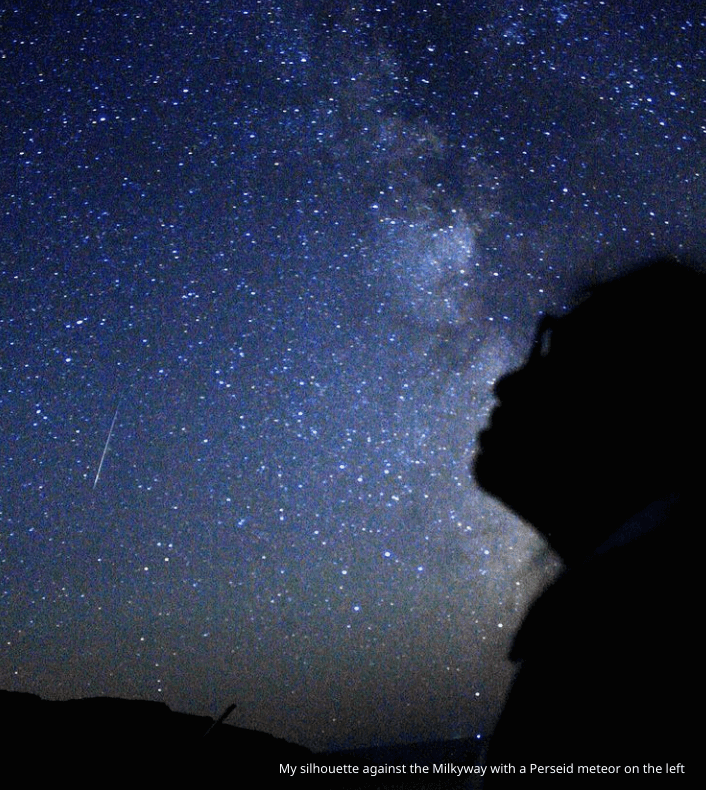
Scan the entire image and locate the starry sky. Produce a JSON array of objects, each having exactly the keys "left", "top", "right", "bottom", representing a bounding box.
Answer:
[{"left": 1, "top": 1, "right": 704, "bottom": 752}]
